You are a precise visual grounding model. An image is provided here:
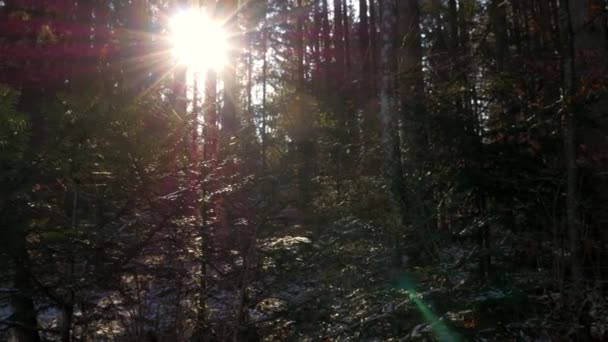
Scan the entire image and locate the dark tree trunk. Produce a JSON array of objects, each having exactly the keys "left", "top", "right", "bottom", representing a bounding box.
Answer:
[
  {"left": 448, "top": 0, "right": 459, "bottom": 55},
  {"left": 4, "top": 88, "right": 45, "bottom": 342},
  {"left": 261, "top": 27, "right": 268, "bottom": 171},
  {"left": 397, "top": 0, "right": 426, "bottom": 146},
  {"left": 333, "top": 0, "right": 345, "bottom": 77},
  {"left": 10, "top": 243, "right": 41, "bottom": 342},
  {"left": 379, "top": 0, "right": 407, "bottom": 228},
  {"left": 60, "top": 304, "right": 73, "bottom": 342},
  {"left": 221, "top": 0, "right": 239, "bottom": 139},
  {"left": 296, "top": 0, "right": 305, "bottom": 87},
  {"left": 322, "top": 0, "right": 332, "bottom": 78},
  {"left": 558, "top": 0, "right": 582, "bottom": 291},
  {"left": 313, "top": 0, "right": 322, "bottom": 82},
  {"left": 359, "top": 0, "right": 370, "bottom": 76},
  {"left": 491, "top": 0, "right": 508, "bottom": 68},
  {"left": 343, "top": 0, "right": 352, "bottom": 73},
  {"left": 369, "top": 0, "right": 379, "bottom": 87}
]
